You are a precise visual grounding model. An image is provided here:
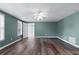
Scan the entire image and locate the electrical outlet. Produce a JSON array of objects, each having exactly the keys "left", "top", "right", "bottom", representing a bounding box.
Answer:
[{"left": 69, "top": 36, "right": 76, "bottom": 44}]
